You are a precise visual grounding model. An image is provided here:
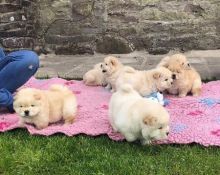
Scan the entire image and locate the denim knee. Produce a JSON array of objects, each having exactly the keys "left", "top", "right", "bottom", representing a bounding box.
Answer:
[{"left": 21, "top": 50, "right": 39, "bottom": 72}]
